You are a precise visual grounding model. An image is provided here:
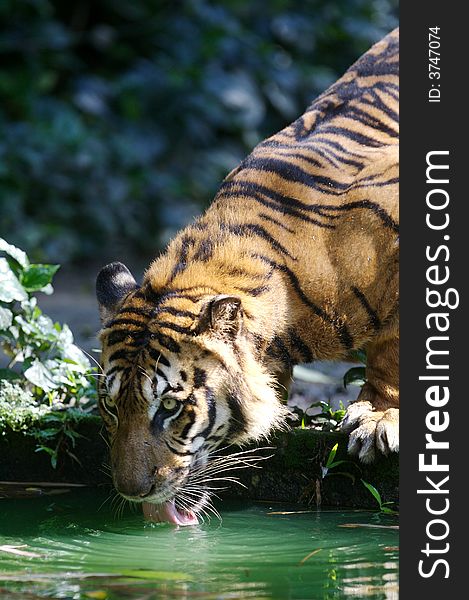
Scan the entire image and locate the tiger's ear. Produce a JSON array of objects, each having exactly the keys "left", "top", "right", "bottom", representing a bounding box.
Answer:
[
  {"left": 96, "top": 262, "right": 139, "bottom": 323},
  {"left": 198, "top": 295, "right": 242, "bottom": 339}
]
